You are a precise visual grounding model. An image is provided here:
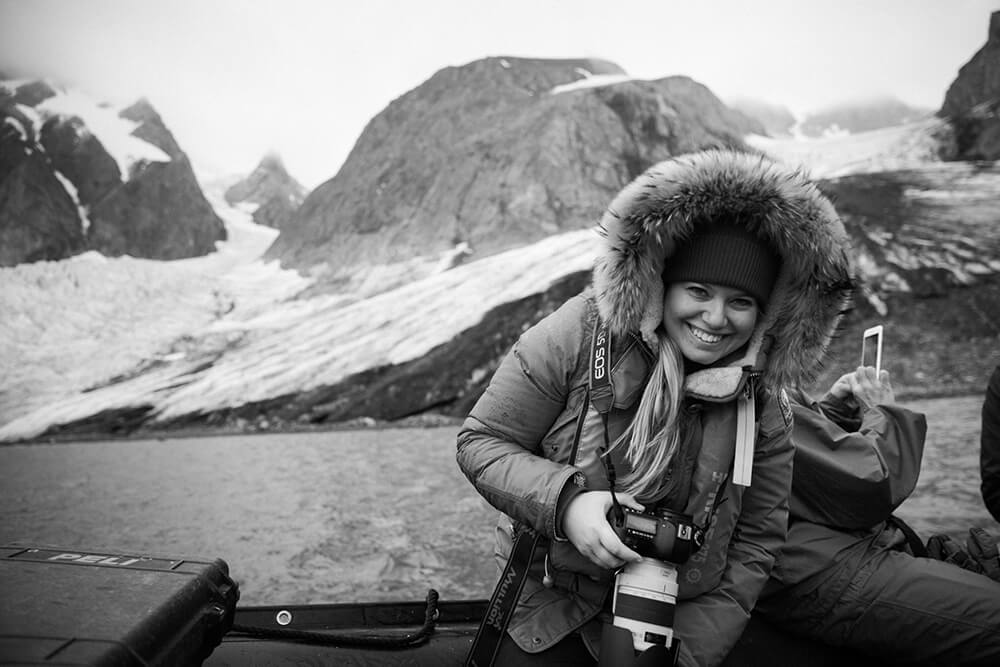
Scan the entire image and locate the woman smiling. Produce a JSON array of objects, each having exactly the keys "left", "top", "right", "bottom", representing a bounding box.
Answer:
[{"left": 457, "top": 149, "right": 855, "bottom": 667}]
